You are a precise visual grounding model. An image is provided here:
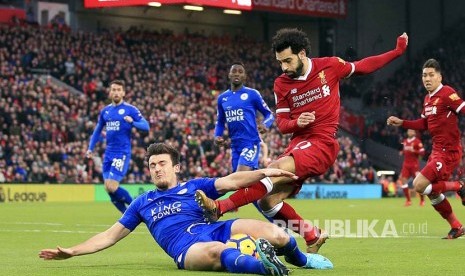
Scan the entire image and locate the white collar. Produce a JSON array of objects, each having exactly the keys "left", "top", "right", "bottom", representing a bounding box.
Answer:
[{"left": 295, "top": 58, "right": 312, "bottom": 81}]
